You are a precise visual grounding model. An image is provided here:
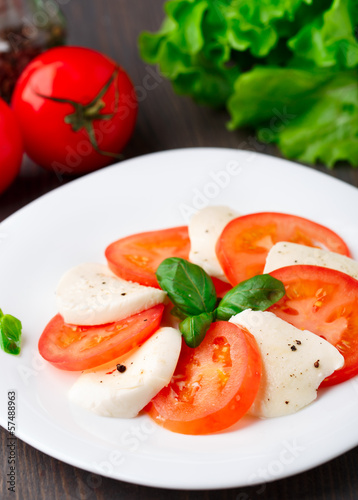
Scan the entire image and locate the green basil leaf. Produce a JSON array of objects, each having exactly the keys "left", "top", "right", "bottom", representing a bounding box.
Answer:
[
  {"left": 0, "top": 309, "right": 22, "bottom": 355},
  {"left": 156, "top": 257, "right": 217, "bottom": 316},
  {"left": 170, "top": 305, "right": 188, "bottom": 321},
  {"left": 179, "top": 311, "right": 215, "bottom": 348},
  {"left": 216, "top": 274, "right": 285, "bottom": 321}
]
